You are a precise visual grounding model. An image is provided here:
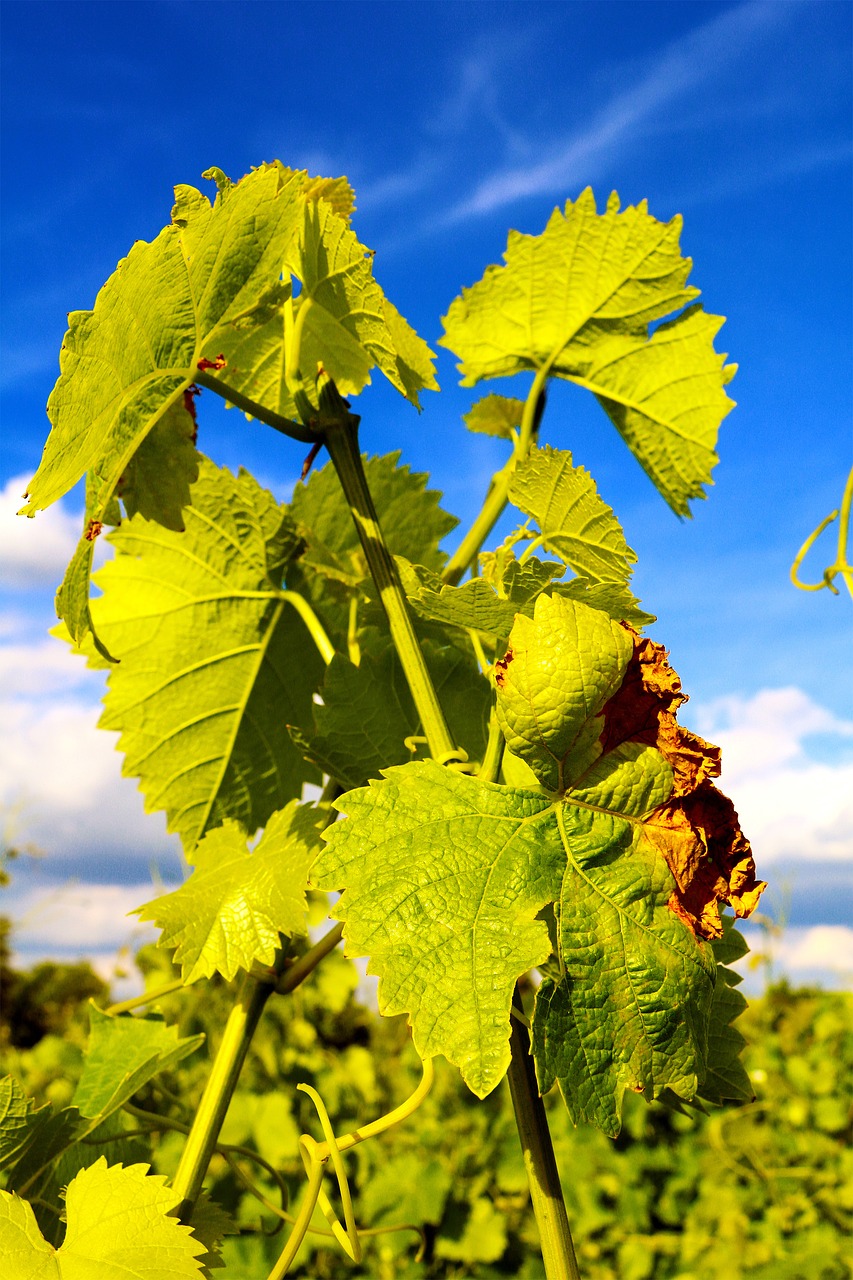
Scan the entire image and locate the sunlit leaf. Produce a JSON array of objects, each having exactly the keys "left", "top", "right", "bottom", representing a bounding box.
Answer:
[
  {"left": 0, "top": 1158, "right": 205, "bottom": 1279},
  {"left": 463, "top": 393, "right": 525, "bottom": 440},
  {"left": 314, "top": 595, "right": 763, "bottom": 1130},
  {"left": 135, "top": 805, "right": 324, "bottom": 983},
  {"left": 440, "top": 188, "right": 735, "bottom": 514},
  {"left": 60, "top": 459, "right": 322, "bottom": 849}
]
